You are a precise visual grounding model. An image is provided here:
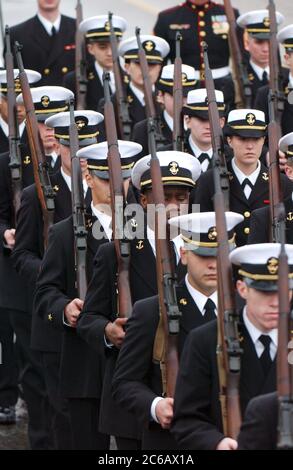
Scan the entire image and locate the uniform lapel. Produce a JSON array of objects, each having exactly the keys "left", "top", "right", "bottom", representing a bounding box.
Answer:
[
  {"left": 31, "top": 15, "right": 52, "bottom": 53},
  {"left": 130, "top": 238, "right": 157, "bottom": 295},
  {"left": 247, "top": 164, "right": 269, "bottom": 206},
  {"left": 51, "top": 171, "right": 72, "bottom": 222}
]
